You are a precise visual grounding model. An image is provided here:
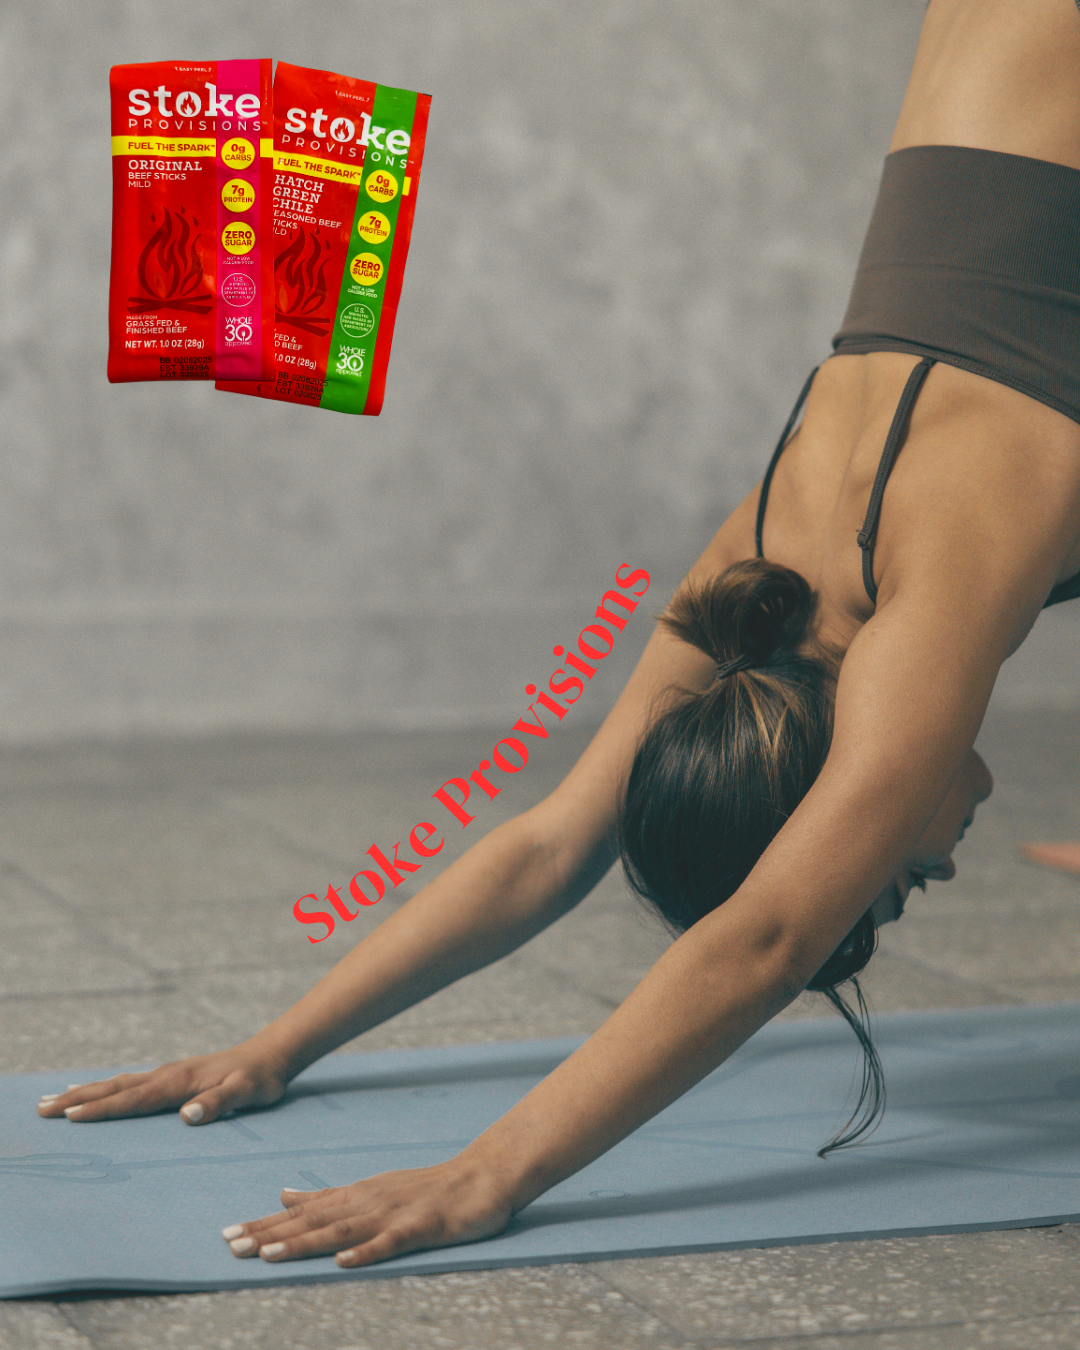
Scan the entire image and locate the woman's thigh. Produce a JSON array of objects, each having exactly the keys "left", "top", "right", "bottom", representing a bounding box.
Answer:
[{"left": 889, "top": 0, "right": 1080, "bottom": 169}]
